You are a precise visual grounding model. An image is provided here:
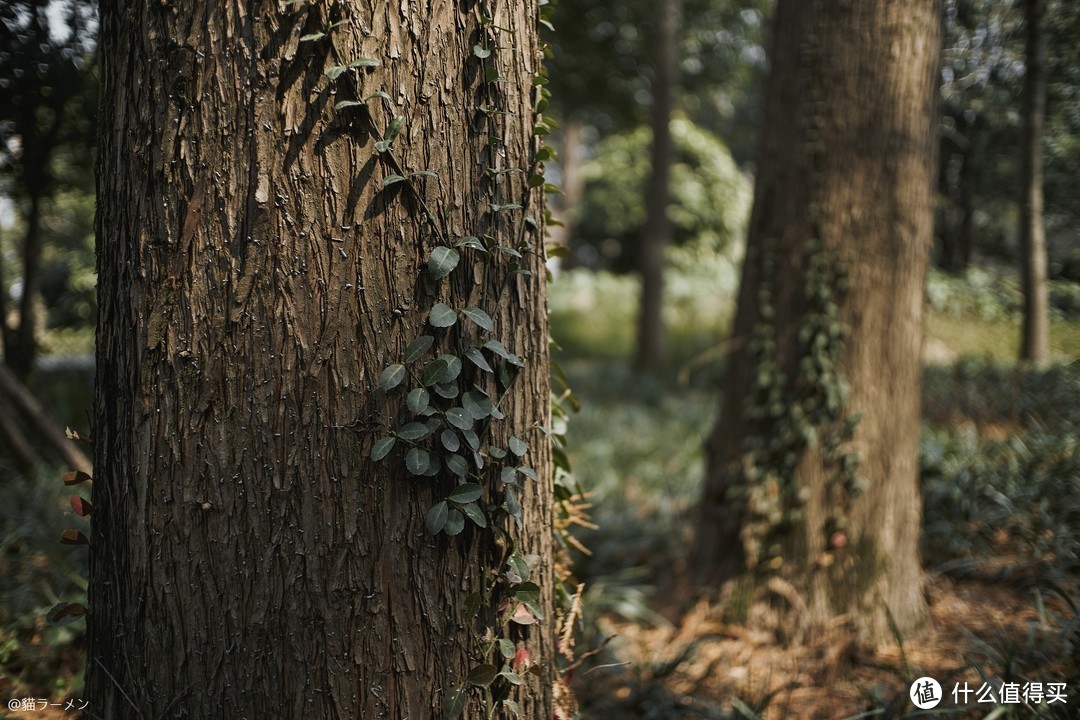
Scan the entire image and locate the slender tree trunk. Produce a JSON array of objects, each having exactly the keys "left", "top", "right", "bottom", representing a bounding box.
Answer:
[
  {"left": 550, "top": 118, "right": 585, "bottom": 270},
  {"left": 634, "top": 0, "right": 679, "bottom": 373},
  {"left": 7, "top": 190, "right": 43, "bottom": 377},
  {"left": 1019, "top": 0, "right": 1049, "bottom": 365},
  {"left": 693, "top": 0, "right": 939, "bottom": 643},
  {"left": 88, "top": 2, "right": 553, "bottom": 718}
]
